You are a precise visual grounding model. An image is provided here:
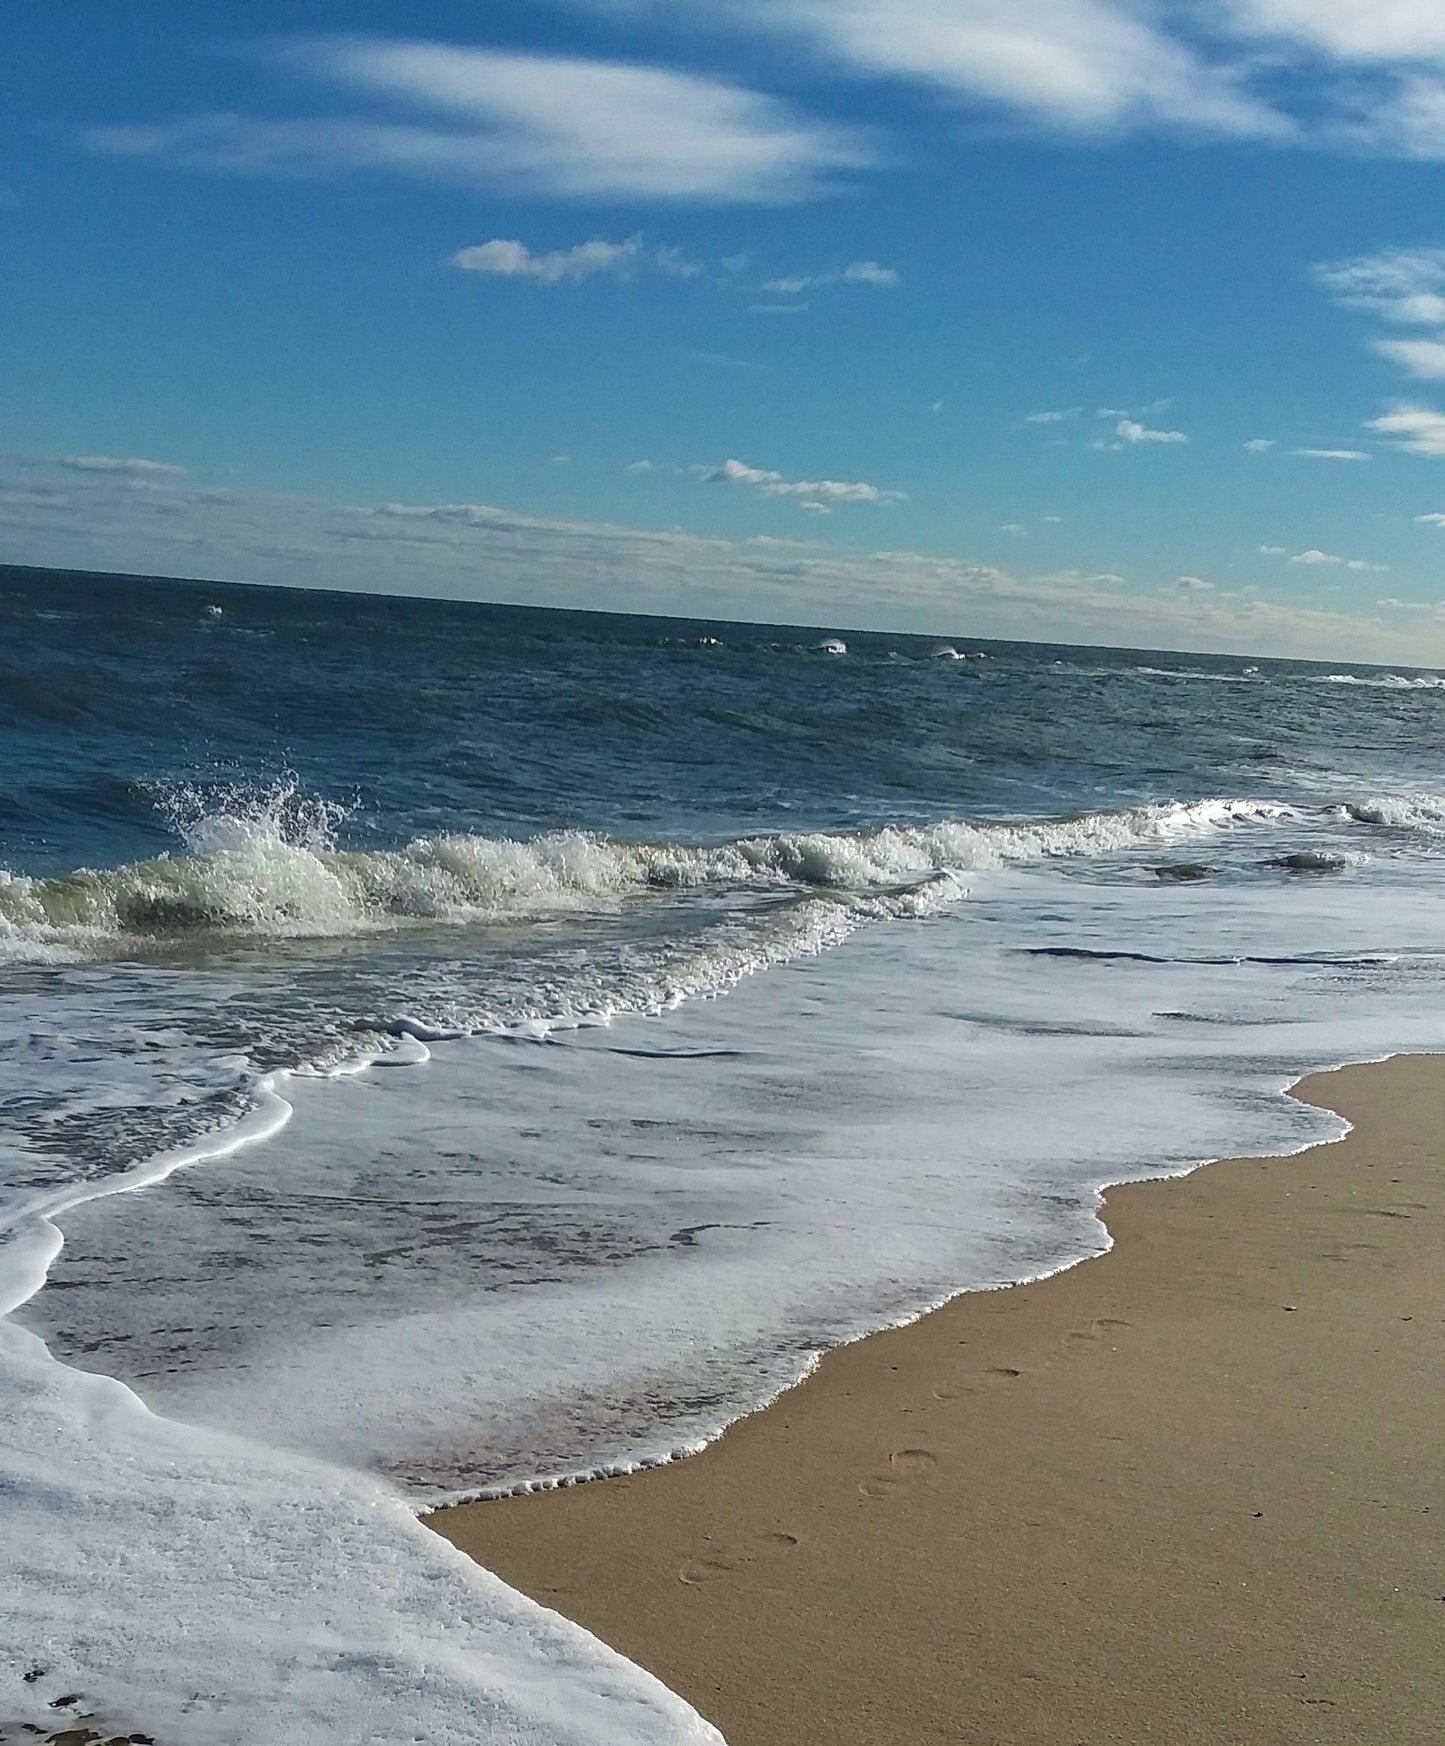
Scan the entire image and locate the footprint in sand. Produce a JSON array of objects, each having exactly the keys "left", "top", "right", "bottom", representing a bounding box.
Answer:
[
  {"left": 1066, "top": 1316, "right": 1130, "bottom": 1344},
  {"left": 859, "top": 1447, "right": 938, "bottom": 1499},
  {"left": 678, "top": 1531, "right": 798, "bottom": 1585},
  {"left": 1319, "top": 1240, "right": 1378, "bottom": 1262}
]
